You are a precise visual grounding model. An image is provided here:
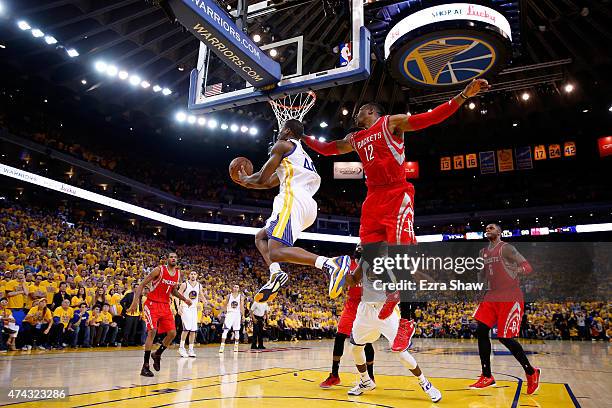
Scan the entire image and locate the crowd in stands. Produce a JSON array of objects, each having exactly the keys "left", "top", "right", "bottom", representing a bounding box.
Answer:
[{"left": 1, "top": 201, "right": 610, "bottom": 353}]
